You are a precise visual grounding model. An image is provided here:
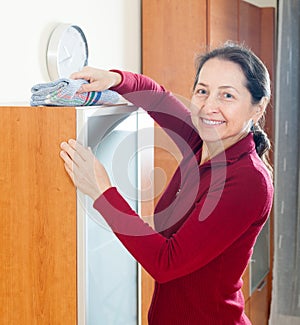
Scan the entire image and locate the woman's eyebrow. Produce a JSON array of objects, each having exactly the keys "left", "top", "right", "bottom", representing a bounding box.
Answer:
[
  {"left": 219, "top": 85, "right": 240, "bottom": 94},
  {"left": 196, "top": 82, "right": 208, "bottom": 87},
  {"left": 196, "top": 83, "right": 240, "bottom": 94}
]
